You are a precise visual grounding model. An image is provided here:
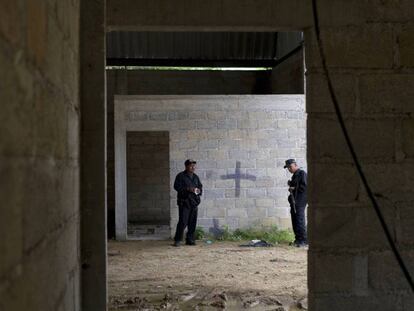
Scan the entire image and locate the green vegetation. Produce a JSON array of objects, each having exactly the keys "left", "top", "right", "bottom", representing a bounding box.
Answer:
[
  {"left": 195, "top": 225, "right": 294, "bottom": 244},
  {"left": 194, "top": 226, "right": 206, "bottom": 240}
]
